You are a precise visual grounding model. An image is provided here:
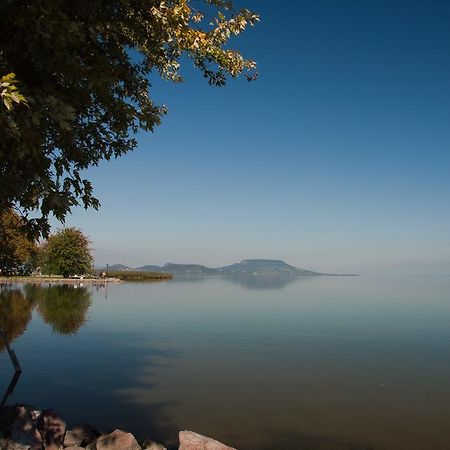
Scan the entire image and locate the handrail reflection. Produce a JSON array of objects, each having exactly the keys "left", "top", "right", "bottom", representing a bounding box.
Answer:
[
  {"left": 0, "top": 369, "right": 22, "bottom": 408},
  {"left": 0, "top": 327, "right": 22, "bottom": 408}
]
